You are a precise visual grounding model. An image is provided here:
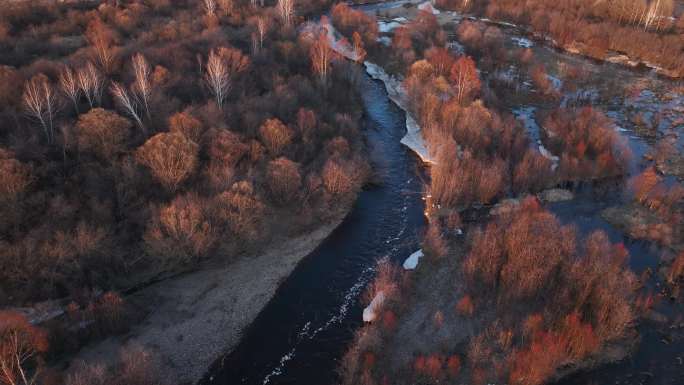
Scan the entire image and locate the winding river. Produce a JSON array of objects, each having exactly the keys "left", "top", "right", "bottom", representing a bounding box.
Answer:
[
  {"left": 203, "top": 2, "right": 684, "bottom": 384},
  {"left": 201, "top": 70, "right": 427, "bottom": 385}
]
